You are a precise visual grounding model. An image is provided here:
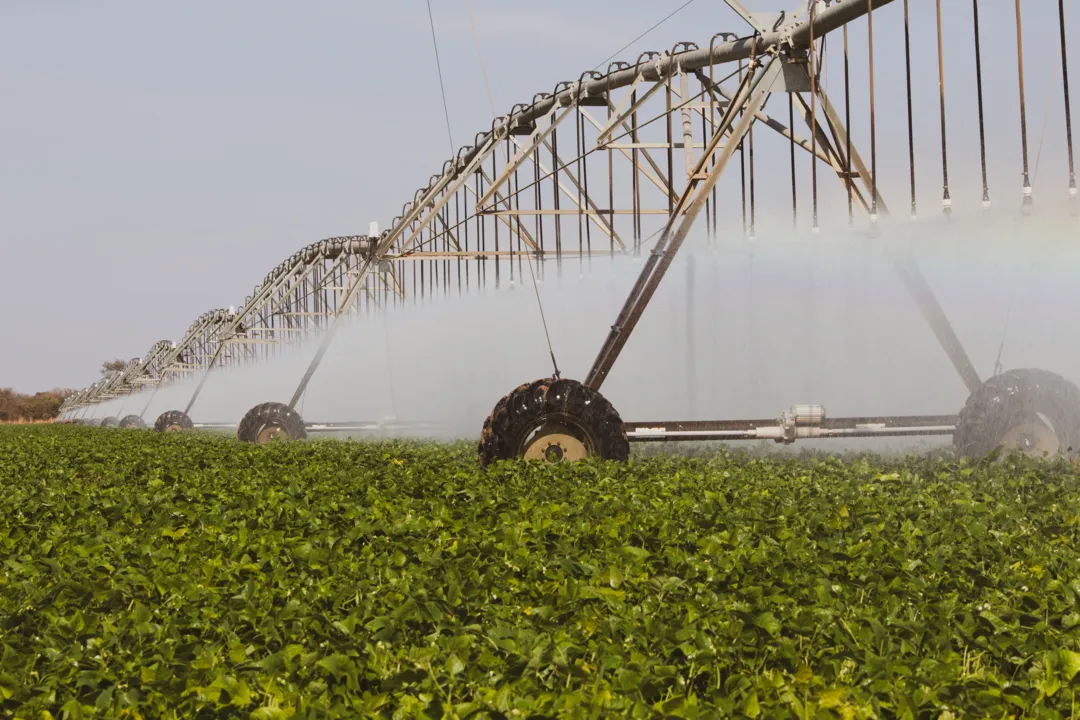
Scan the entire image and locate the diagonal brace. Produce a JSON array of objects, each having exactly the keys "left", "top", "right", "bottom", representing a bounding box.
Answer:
[{"left": 585, "top": 55, "right": 782, "bottom": 391}]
